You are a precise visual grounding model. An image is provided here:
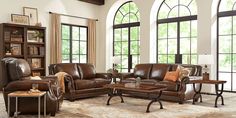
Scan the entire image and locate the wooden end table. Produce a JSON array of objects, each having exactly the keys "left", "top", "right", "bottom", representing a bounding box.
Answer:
[
  {"left": 189, "top": 80, "right": 226, "bottom": 107},
  {"left": 104, "top": 83, "right": 167, "bottom": 113},
  {"left": 8, "top": 91, "right": 47, "bottom": 118}
]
